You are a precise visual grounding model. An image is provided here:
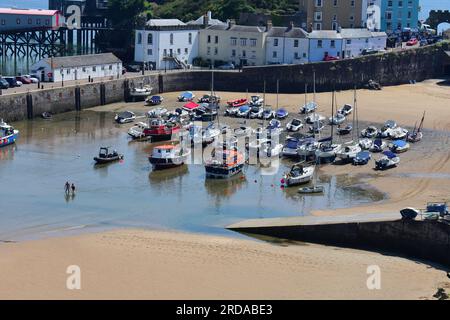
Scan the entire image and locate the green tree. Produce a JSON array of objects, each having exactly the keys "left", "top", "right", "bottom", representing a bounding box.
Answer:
[{"left": 107, "top": 0, "right": 150, "bottom": 29}]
